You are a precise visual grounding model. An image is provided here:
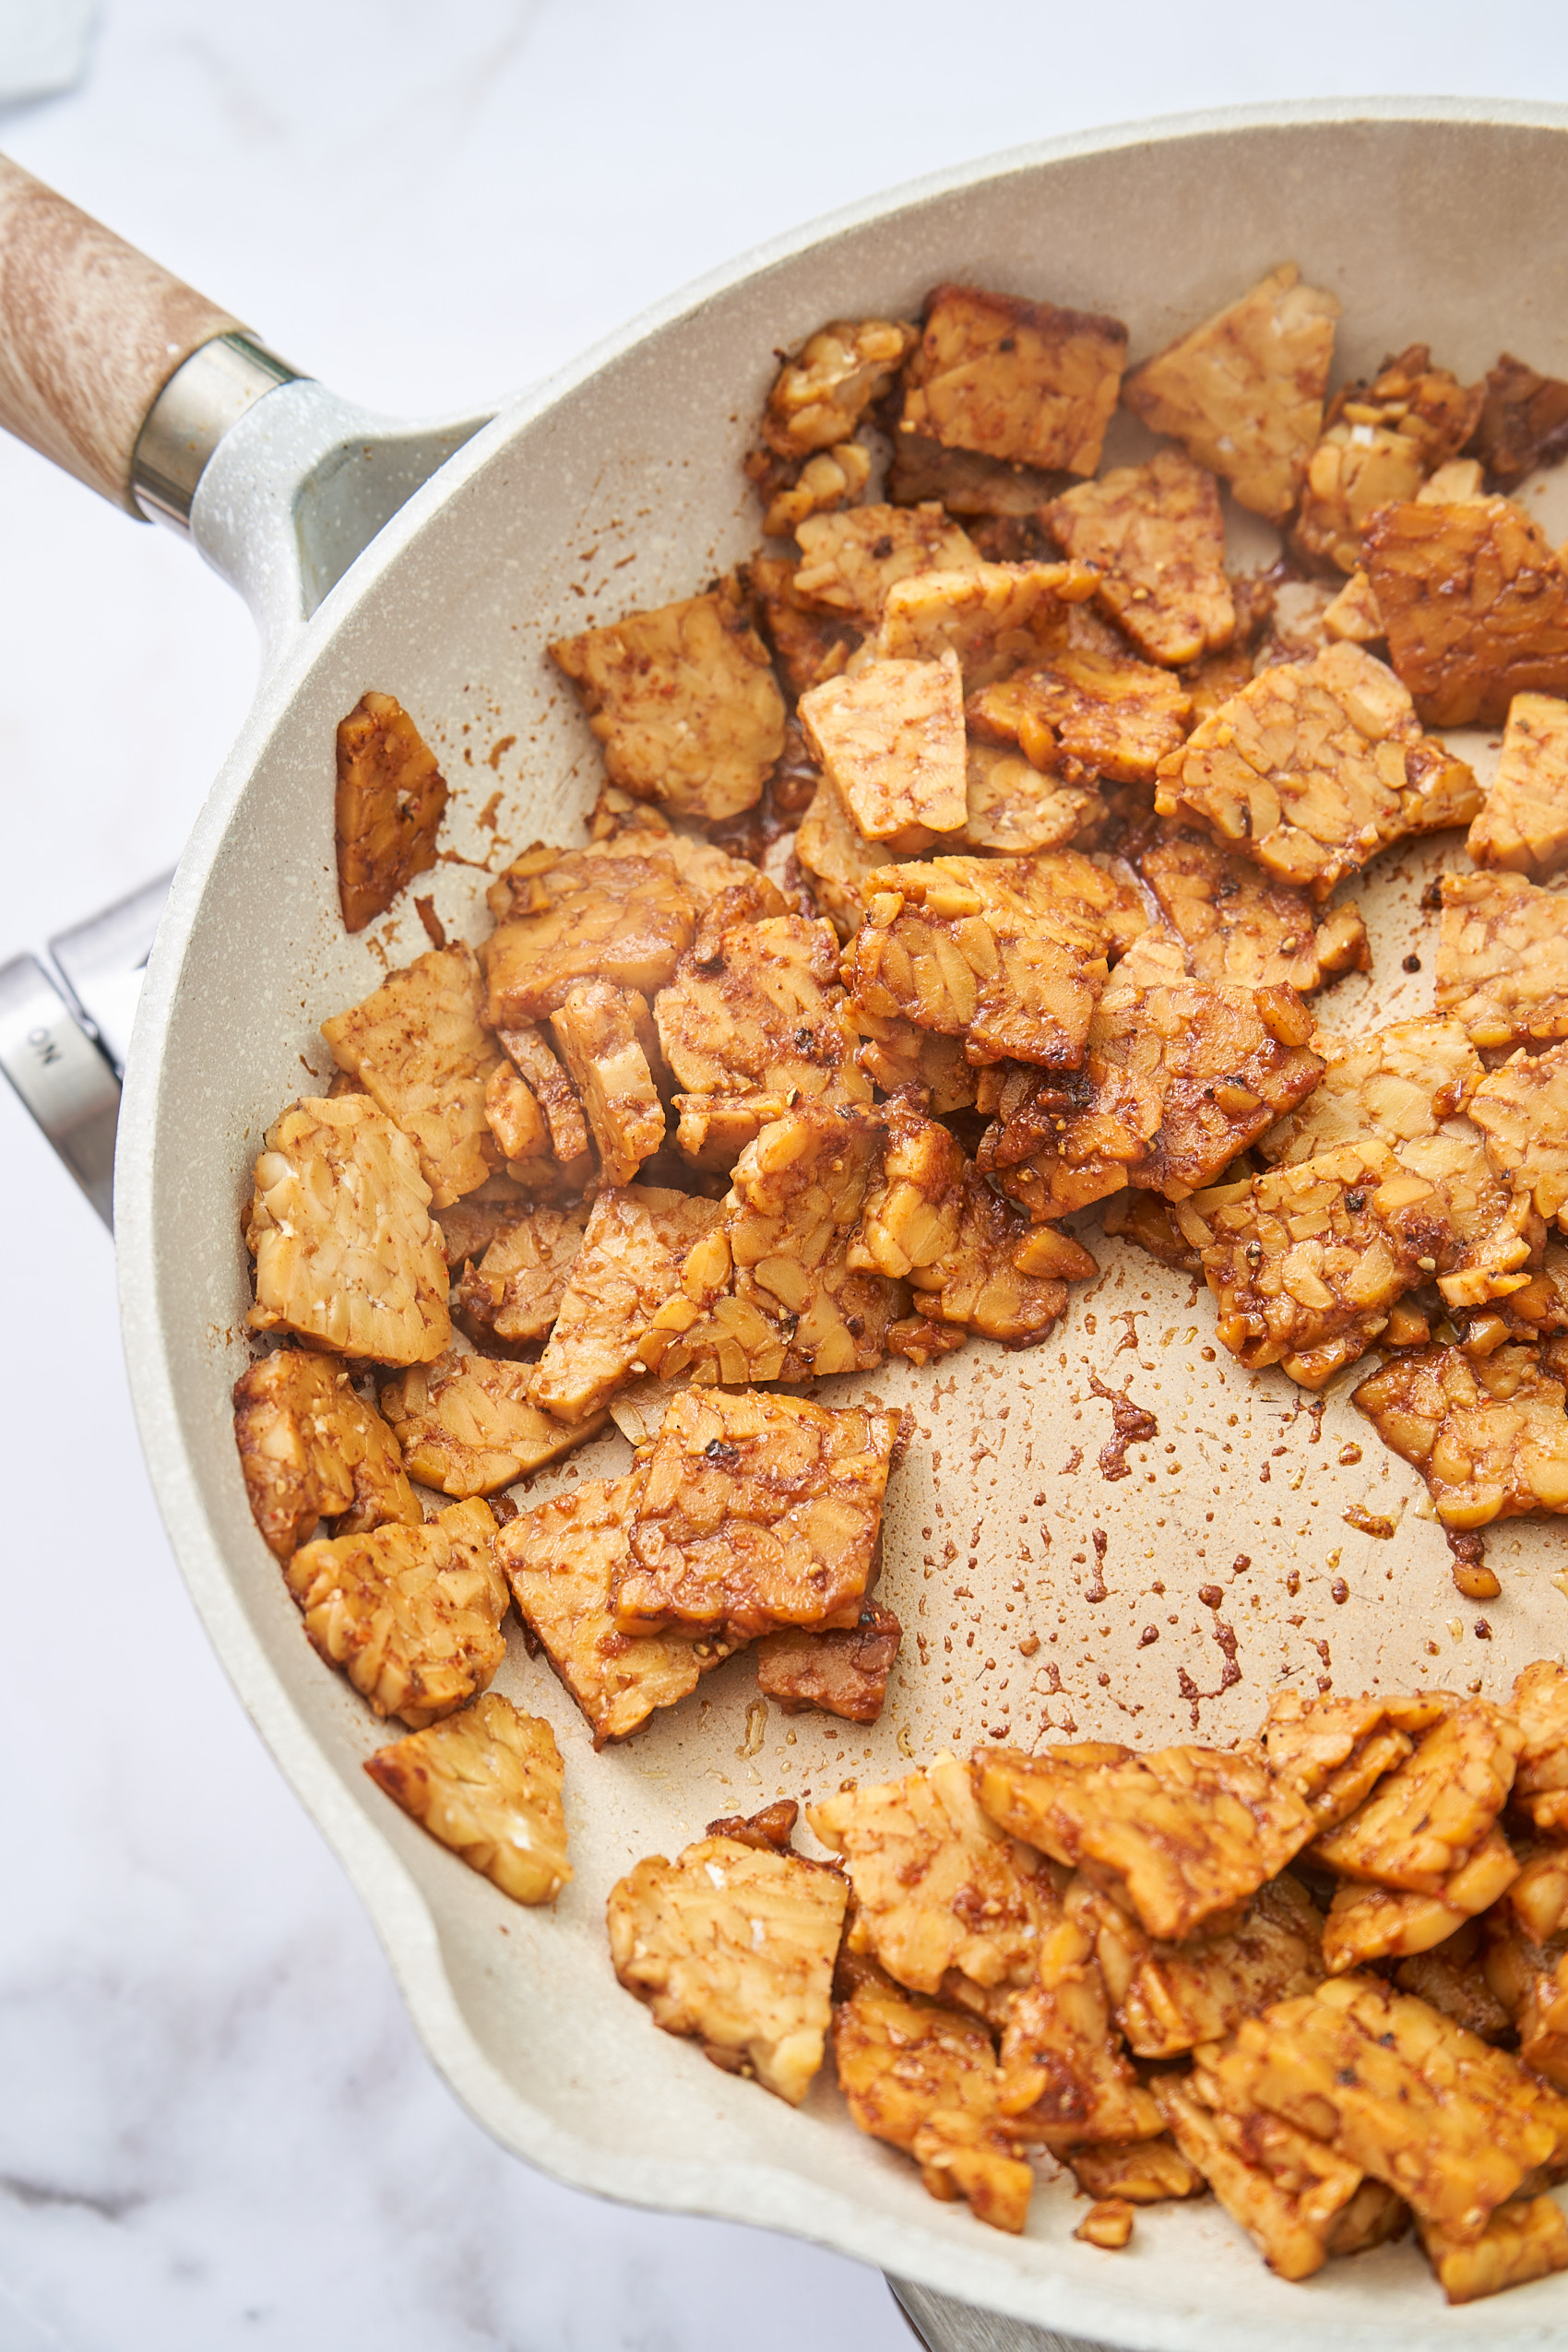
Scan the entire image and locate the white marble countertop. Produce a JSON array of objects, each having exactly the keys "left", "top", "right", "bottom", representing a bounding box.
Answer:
[{"left": 5, "top": 7, "right": 1568, "bottom": 2346}]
